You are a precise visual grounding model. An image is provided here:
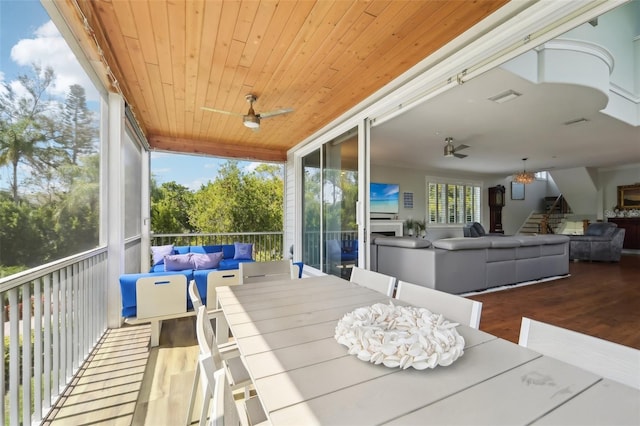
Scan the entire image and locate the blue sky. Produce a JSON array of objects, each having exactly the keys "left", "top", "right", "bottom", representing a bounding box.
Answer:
[{"left": 0, "top": 1, "right": 266, "bottom": 192}]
